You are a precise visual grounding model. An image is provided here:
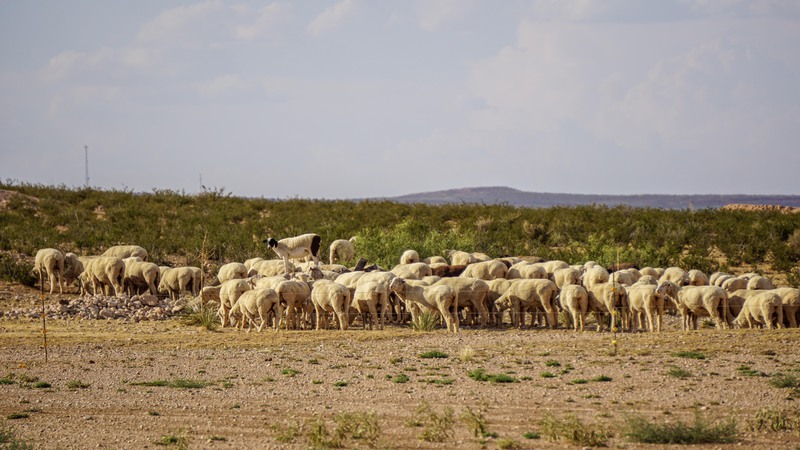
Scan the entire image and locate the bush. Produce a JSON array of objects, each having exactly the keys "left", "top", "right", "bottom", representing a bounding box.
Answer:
[
  {"left": 412, "top": 312, "right": 439, "bottom": 332},
  {"left": 624, "top": 412, "right": 737, "bottom": 444},
  {"left": 177, "top": 301, "right": 219, "bottom": 331},
  {"left": 415, "top": 401, "right": 454, "bottom": 443},
  {"left": 0, "top": 254, "right": 36, "bottom": 287},
  {"left": 419, "top": 350, "right": 449, "bottom": 359},
  {"left": 540, "top": 412, "right": 612, "bottom": 447}
]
